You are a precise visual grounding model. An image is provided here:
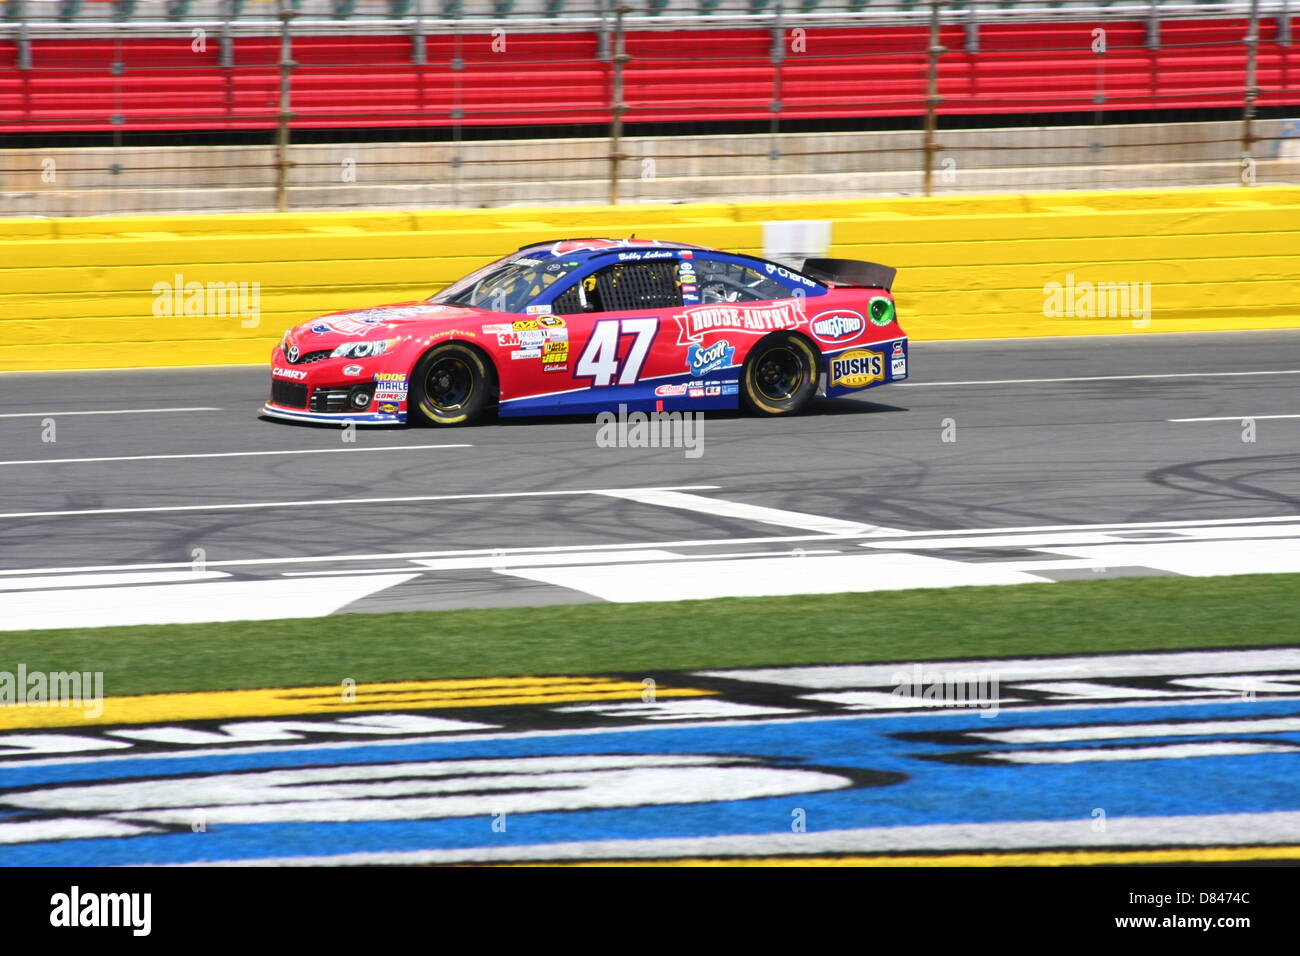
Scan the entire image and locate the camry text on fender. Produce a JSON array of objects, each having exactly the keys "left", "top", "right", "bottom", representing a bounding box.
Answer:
[{"left": 261, "top": 238, "right": 907, "bottom": 426}]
